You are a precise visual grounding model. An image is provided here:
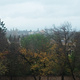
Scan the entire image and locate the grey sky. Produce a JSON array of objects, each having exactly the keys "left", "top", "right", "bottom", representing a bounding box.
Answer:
[{"left": 0, "top": 0, "right": 80, "bottom": 30}]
